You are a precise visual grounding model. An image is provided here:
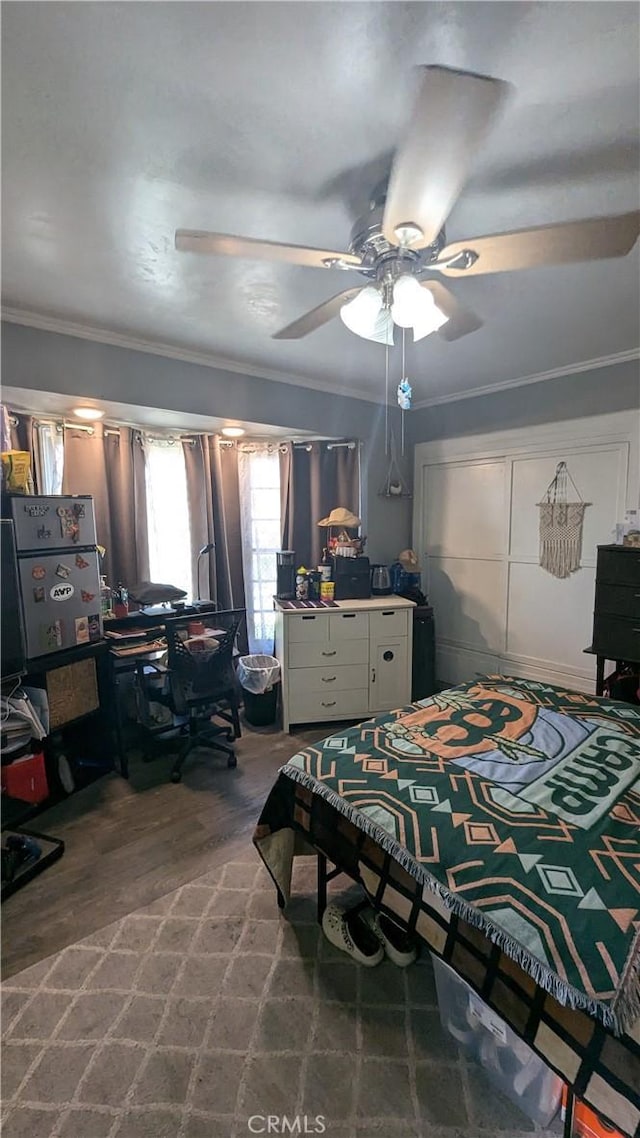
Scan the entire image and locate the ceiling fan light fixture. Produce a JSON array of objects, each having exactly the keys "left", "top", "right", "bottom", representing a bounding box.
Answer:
[
  {"left": 412, "top": 301, "right": 449, "bottom": 342},
  {"left": 390, "top": 274, "right": 424, "bottom": 327},
  {"left": 340, "top": 286, "right": 385, "bottom": 341}
]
